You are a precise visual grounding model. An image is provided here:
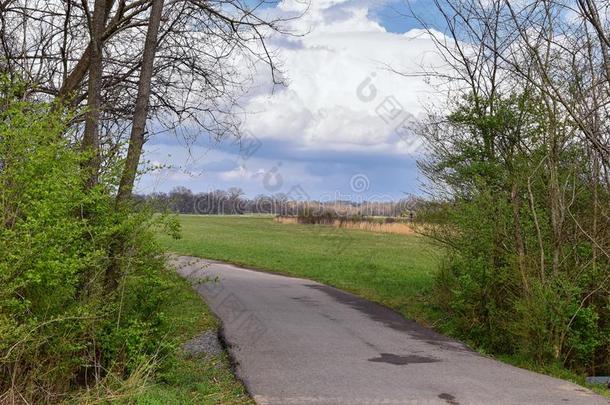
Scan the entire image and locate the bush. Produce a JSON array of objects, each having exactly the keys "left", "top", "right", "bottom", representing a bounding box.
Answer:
[
  {"left": 421, "top": 91, "right": 610, "bottom": 375},
  {"left": 0, "top": 89, "right": 181, "bottom": 402},
  {"left": 297, "top": 208, "right": 338, "bottom": 224}
]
